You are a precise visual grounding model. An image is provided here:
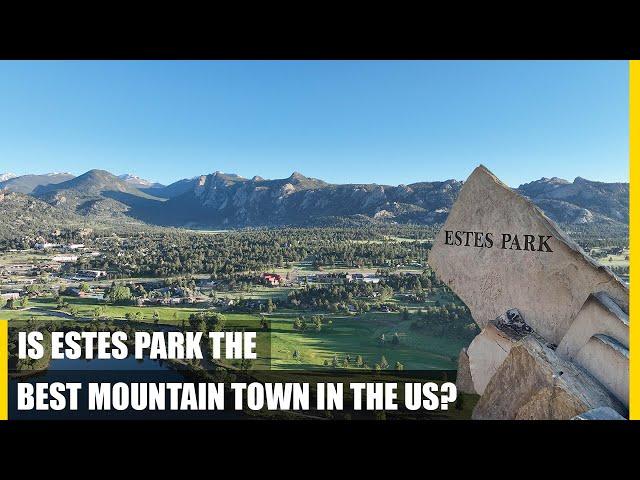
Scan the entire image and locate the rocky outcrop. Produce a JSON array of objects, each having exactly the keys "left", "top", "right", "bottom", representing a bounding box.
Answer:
[
  {"left": 555, "top": 291, "right": 629, "bottom": 408},
  {"left": 465, "top": 308, "right": 539, "bottom": 395},
  {"left": 466, "top": 322, "right": 520, "bottom": 395},
  {"left": 518, "top": 176, "right": 629, "bottom": 224},
  {"left": 6, "top": 167, "right": 628, "bottom": 227},
  {"left": 430, "top": 165, "right": 629, "bottom": 419},
  {"left": 472, "top": 335, "right": 627, "bottom": 420},
  {"left": 156, "top": 172, "right": 463, "bottom": 228},
  {"left": 574, "top": 335, "right": 628, "bottom": 408},
  {"left": 455, "top": 348, "right": 475, "bottom": 394},
  {"left": 572, "top": 407, "right": 626, "bottom": 420},
  {"left": 430, "top": 165, "right": 628, "bottom": 346},
  {"left": 557, "top": 292, "right": 628, "bottom": 360}
]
